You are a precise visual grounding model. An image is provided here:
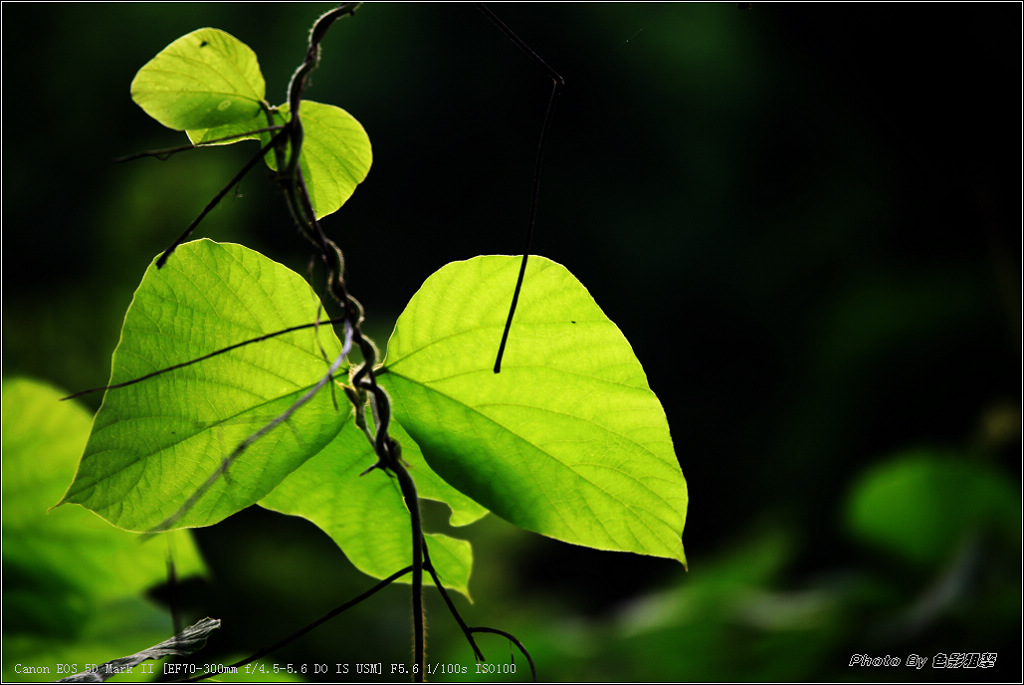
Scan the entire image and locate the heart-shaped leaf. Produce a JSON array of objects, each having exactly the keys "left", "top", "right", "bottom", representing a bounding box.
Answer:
[
  {"left": 131, "top": 28, "right": 266, "bottom": 131},
  {"left": 59, "top": 240, "right": 347, "bottom": 531},
  {"left": 260, "top": 100, "right": 372, "bottom": 219},
  {"left": 380, "top": 256, "right": 688, "bottom": 565}
]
